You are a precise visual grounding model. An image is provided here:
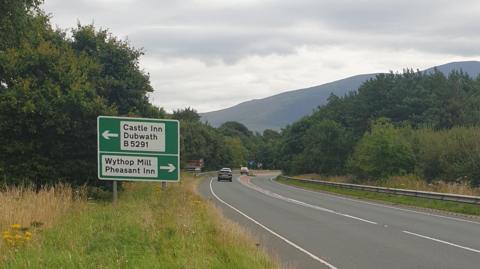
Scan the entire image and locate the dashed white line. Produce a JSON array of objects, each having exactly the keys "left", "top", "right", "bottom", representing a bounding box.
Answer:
[
  {"left": 209, "top": 178, "right": 338, "bottom": 269},
  {"left": 402, "top": 231, "right": 480, "bottom": 254},
  {"left": 271, "top": 177, "right": 480, "bottom": 225},
  {"left": 241, "top": 177, "right": 378, "bottom": 225}
]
